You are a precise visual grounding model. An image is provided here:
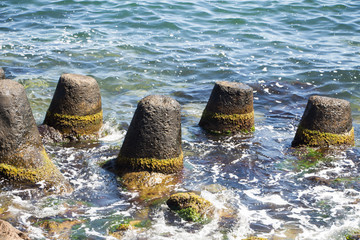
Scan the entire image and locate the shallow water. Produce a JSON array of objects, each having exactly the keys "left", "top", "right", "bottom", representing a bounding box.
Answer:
[{"left": 1, "top": 0, "right": 360, "bottom": 239}]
